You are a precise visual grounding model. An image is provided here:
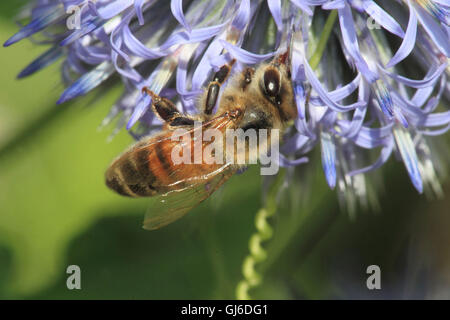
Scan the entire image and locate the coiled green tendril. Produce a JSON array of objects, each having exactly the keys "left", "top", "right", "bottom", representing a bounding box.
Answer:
[
  {"left": 235, "top": 11, "right": 337, "bottom": 300},
  {"left": 235, "top": 170, "right": 285, "bottom": 300}
]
